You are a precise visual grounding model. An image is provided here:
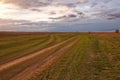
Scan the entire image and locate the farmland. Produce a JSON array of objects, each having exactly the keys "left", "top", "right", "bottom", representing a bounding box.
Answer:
[{"left": 0, "top": 32, "right": 120, "bottom": 80}]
